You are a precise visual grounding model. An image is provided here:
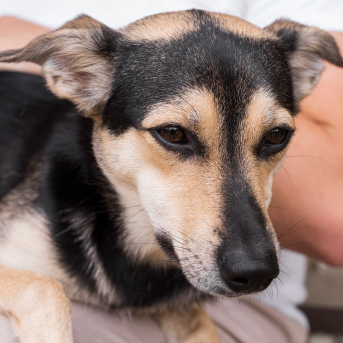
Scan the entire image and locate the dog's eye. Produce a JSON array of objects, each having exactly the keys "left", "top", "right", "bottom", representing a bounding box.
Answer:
[
  {"left": 258, "top": 127, "right": 293, "bottom": 157},
  {"left": 265, "top": 128, "right": 287, "bottom": 145},
  {"left": 151, "top": 125, "right": 202, "bottom": 157},
  {"left": 158, "top": 126, "right": 187, "bottom": 144}
]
